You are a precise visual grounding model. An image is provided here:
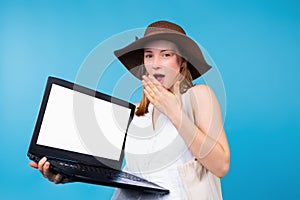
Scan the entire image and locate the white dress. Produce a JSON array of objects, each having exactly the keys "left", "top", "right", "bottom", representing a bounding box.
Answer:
[{"left": 111, "top": 89, "right": 222, "bottom": 200}]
